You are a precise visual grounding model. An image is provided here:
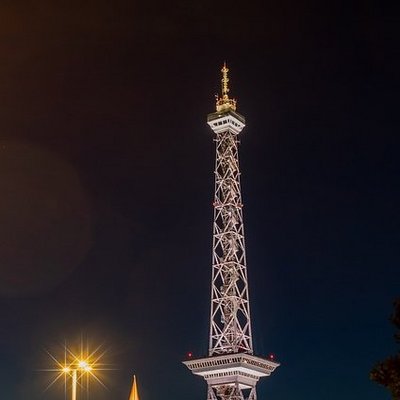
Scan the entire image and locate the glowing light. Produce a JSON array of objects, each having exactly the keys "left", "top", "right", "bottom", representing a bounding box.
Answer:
[
  {"left": 42, "top": 340, "right": 112, "bottom": 400},
  {"left": 78, "top": 360, "right": 91, "bottom": 370}
]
